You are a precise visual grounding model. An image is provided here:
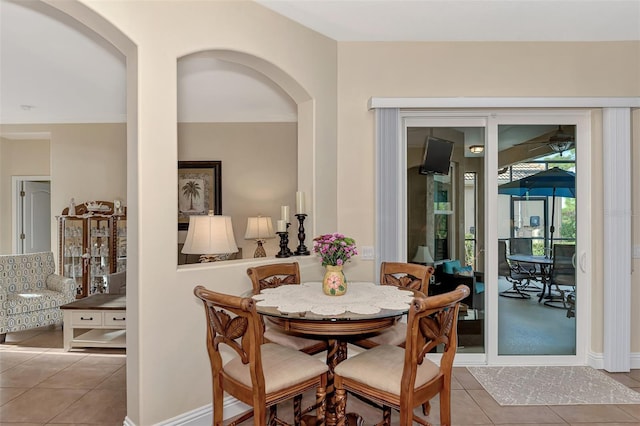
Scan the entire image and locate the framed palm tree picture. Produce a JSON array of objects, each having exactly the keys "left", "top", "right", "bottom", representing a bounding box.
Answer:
[{"left": 178, "top": 161, "right": 222, "bottom": 230}]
